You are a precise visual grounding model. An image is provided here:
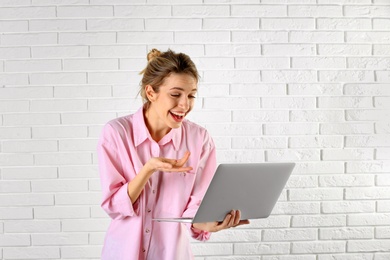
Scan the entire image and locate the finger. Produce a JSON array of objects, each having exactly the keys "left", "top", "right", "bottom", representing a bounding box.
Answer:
[
  {"left": 161, "top": 166, "right": 193, "bottom": 173},
  {"left": 176, "top": 151, "right": 191, "bottom": 167},
  {"left": 228, "top": 210, "right": 236, "bottom": 227},
  {"left": 233, "top": 210, "right": 241, "bottom": 226},
  {"left": 219, "top": 212, "right": 233, "bottom": 230}
]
